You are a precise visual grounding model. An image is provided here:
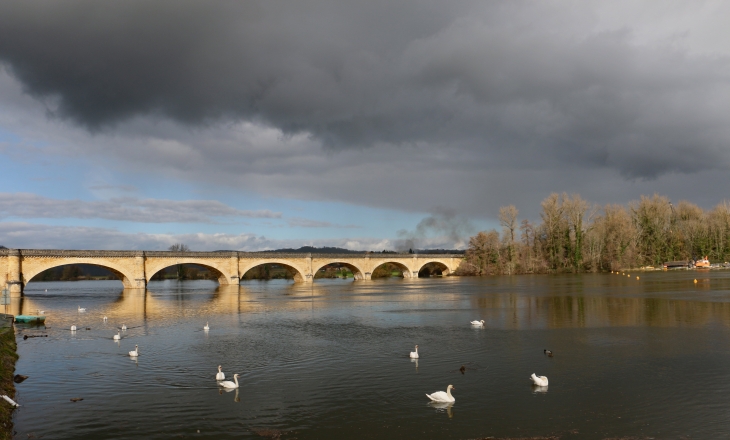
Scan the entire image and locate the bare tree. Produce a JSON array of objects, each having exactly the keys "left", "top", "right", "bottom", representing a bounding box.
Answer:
[
  {"left": 460, "top": 192, "right": 730, "bottom": 275},
  {"left": 540, "top": 193, "right": 566, "bottom": 271},
  {"left": 563, "top": 194, "right": 589, "bottom": 272},
  {"left": 168, "top": 243, "right": 191, "bottom": 252},
  {"left": 499, "top": 205, "right": 519, "bottom": 275},
  {"left": 168, "top": 243, "right": 191, "bottom": 280}
]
